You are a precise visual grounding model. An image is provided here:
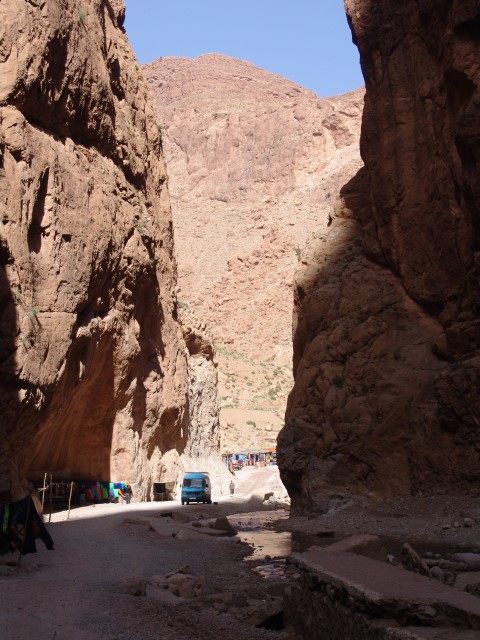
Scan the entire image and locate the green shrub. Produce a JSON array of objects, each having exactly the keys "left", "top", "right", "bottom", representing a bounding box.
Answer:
[
  {"left": 19, "top": 334, "right": 30, "bottom": 349},
  {"left": 134, "top": 220, "right": 147, "bottom": 234},
  {"left": 26, "top": 306, "right": 40, "bottom": 319}
]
